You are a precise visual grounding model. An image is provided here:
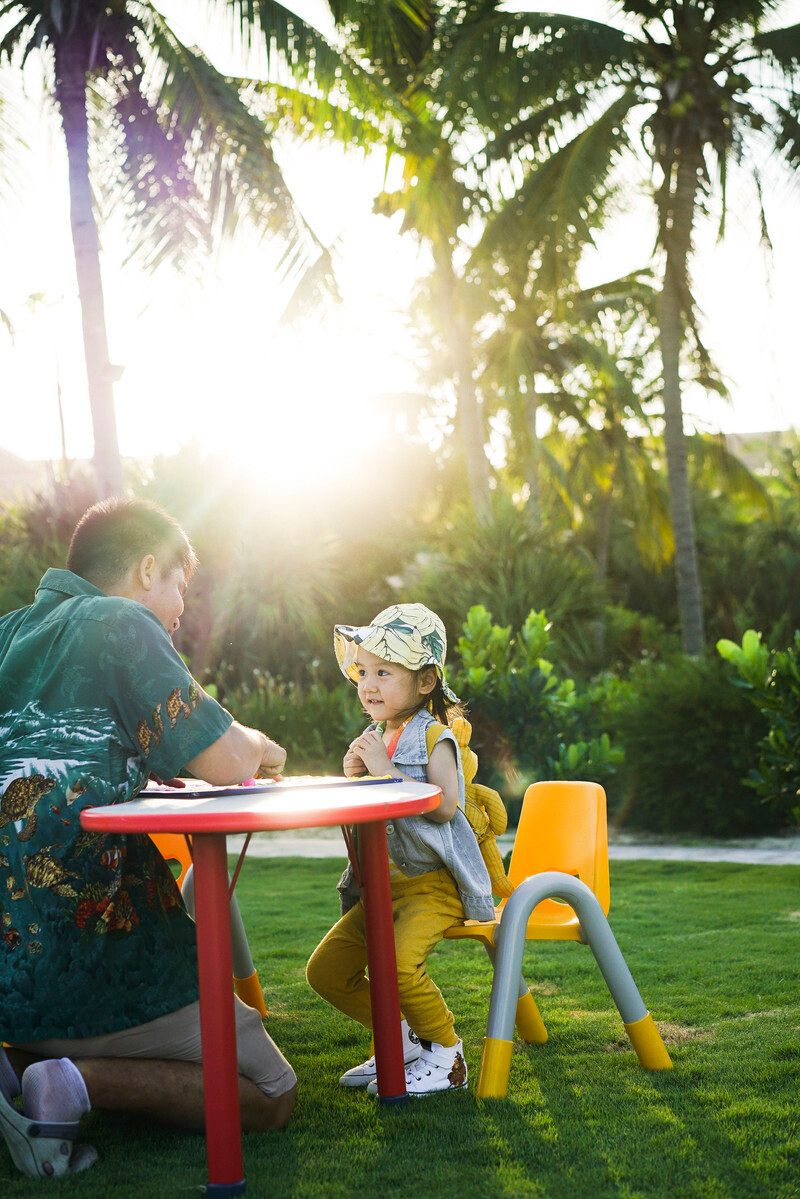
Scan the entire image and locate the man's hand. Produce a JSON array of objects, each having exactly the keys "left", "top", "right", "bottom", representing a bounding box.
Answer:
[
  {"left": 257, "top": 738, "right": 287, "bottom": 778},
  {"left": 186, "top": 723, "right": 285, "bottom": 786}
]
